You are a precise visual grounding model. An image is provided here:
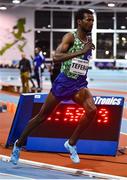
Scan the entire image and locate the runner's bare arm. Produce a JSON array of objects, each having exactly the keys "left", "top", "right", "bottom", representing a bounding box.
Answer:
[{"left": 53, "top": 32, "right": 94, "bottom": 63}]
